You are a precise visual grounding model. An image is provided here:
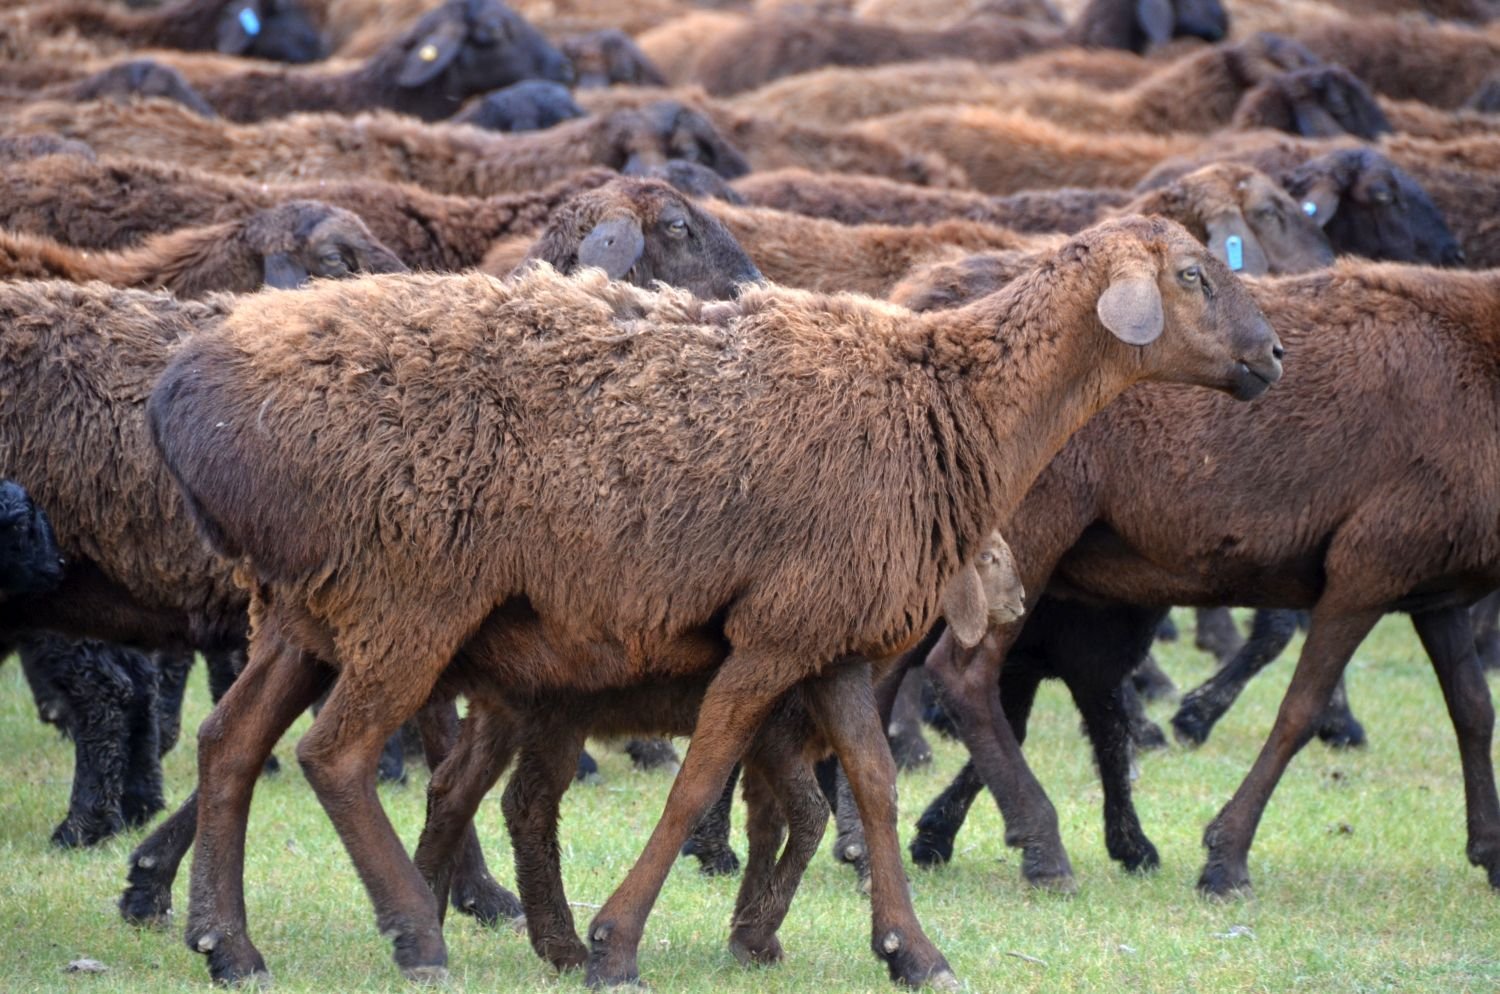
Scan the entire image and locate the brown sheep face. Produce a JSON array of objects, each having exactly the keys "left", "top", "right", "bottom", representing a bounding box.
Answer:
[
  {"left": 0, "top": 480, "right": 64, "bottom": 600},
  {"left": 1207, "top": 168, "right": 1333, "bottom": 276},
  {"left": 522, "top": 178, "right": 762, "bottom": 301},
  {"left": 561, "top": 30, "right": 667, "bottom": 90},
  {"left": 943, "top": 531, "right": 1025, "bottom": 648},
  {"left": 245, "top": 202, "right": 410, "bottom": 289},
  {"left": 1093, "top": 218, "right": 1281, "bottom": 401},
  {"left": 616, "top": 103, "right": 751, "bottom": 180}
]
